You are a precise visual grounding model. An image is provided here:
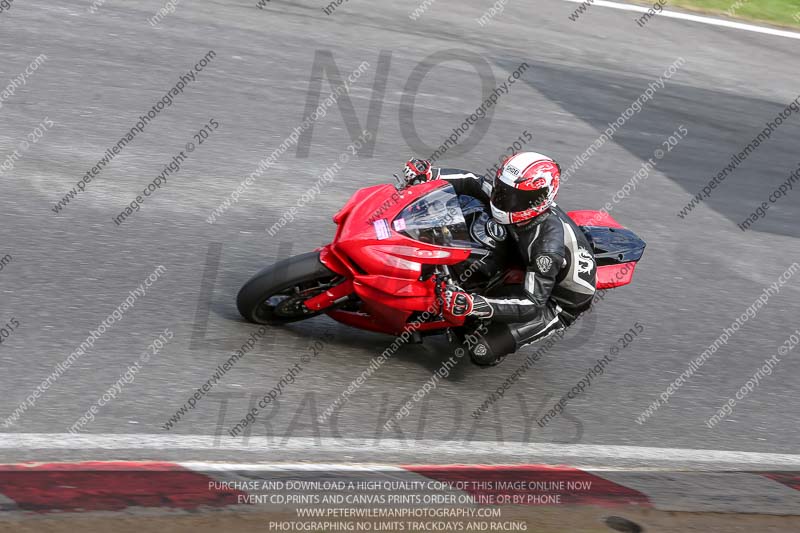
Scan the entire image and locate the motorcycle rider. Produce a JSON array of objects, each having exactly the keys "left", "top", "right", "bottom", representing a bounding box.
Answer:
[{"left": 402, "top": 154, "right": 597, "bottom": 365}]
